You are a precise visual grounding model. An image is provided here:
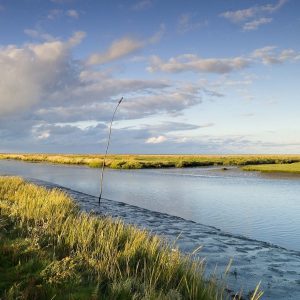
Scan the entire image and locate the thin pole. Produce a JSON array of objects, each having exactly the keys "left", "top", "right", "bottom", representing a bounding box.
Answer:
[{"left": 99, "top": 97, "right": 123, "bottom": 205}]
